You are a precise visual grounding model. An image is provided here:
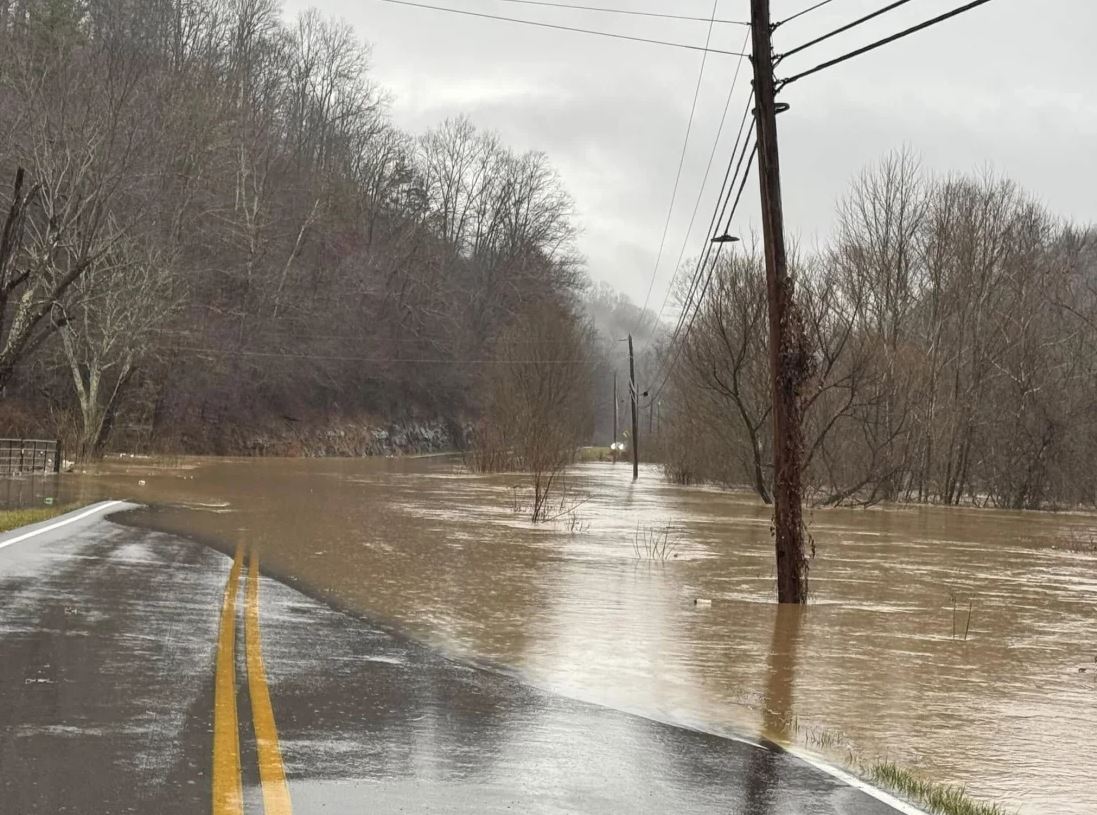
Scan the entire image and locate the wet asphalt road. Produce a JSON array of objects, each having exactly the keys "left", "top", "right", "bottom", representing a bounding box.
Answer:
[{"left": 0, "top": 504, "right": 919, "bottom": 815}]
